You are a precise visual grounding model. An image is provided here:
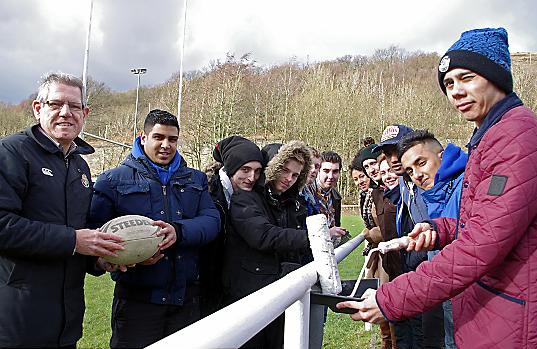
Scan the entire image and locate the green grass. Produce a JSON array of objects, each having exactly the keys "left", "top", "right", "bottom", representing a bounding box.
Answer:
[
  {"left": 80, "top": 276, "right": 114, "bottom": 349},
  {"left": 322, "top": 215, "right": 378, "bottom": 348},
  {"left": 79, "top": 215, "right": 376, "bottom": 348}
]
